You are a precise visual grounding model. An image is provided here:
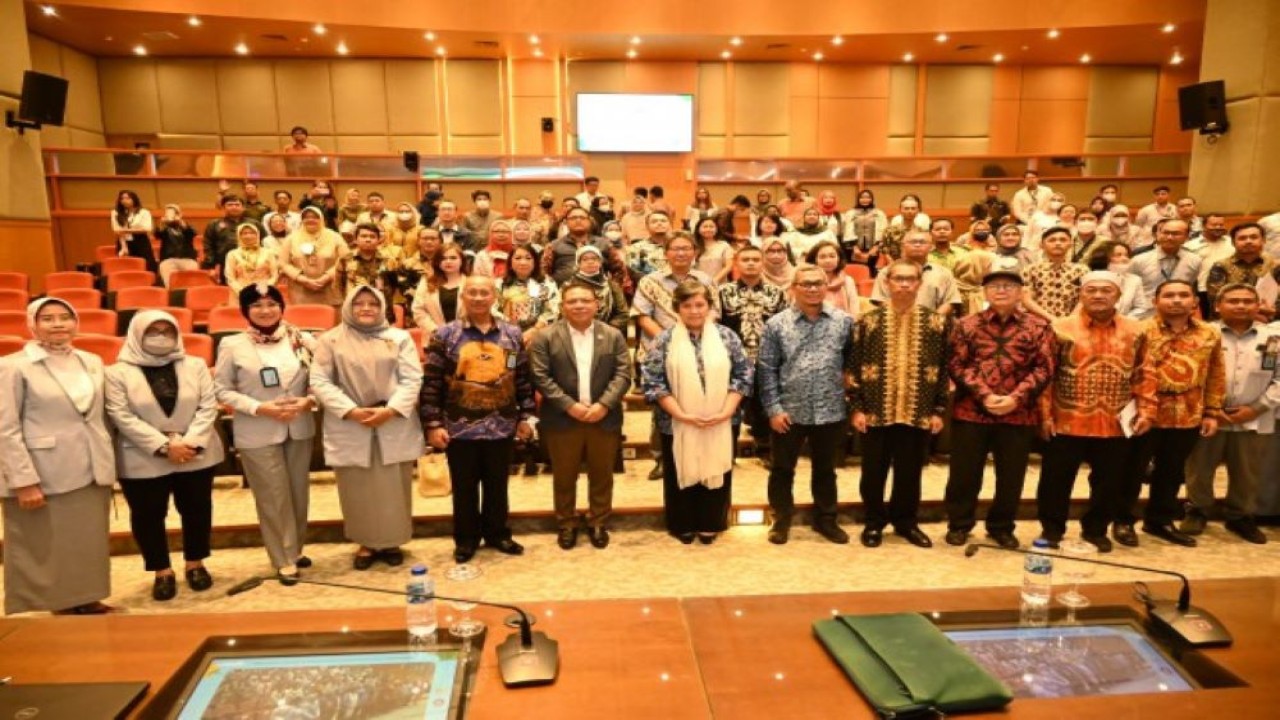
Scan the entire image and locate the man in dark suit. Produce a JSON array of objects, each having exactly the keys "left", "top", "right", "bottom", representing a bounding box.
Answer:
[{"left": 531, "top": 281, "right": 632, "bottom": 549}]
